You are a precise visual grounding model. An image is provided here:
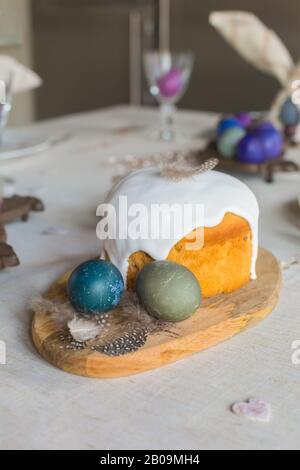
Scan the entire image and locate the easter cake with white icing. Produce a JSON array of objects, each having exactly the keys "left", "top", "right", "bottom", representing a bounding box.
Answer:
[{"left": 102, "top": 166, "right": 259, "bottom": 298}]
